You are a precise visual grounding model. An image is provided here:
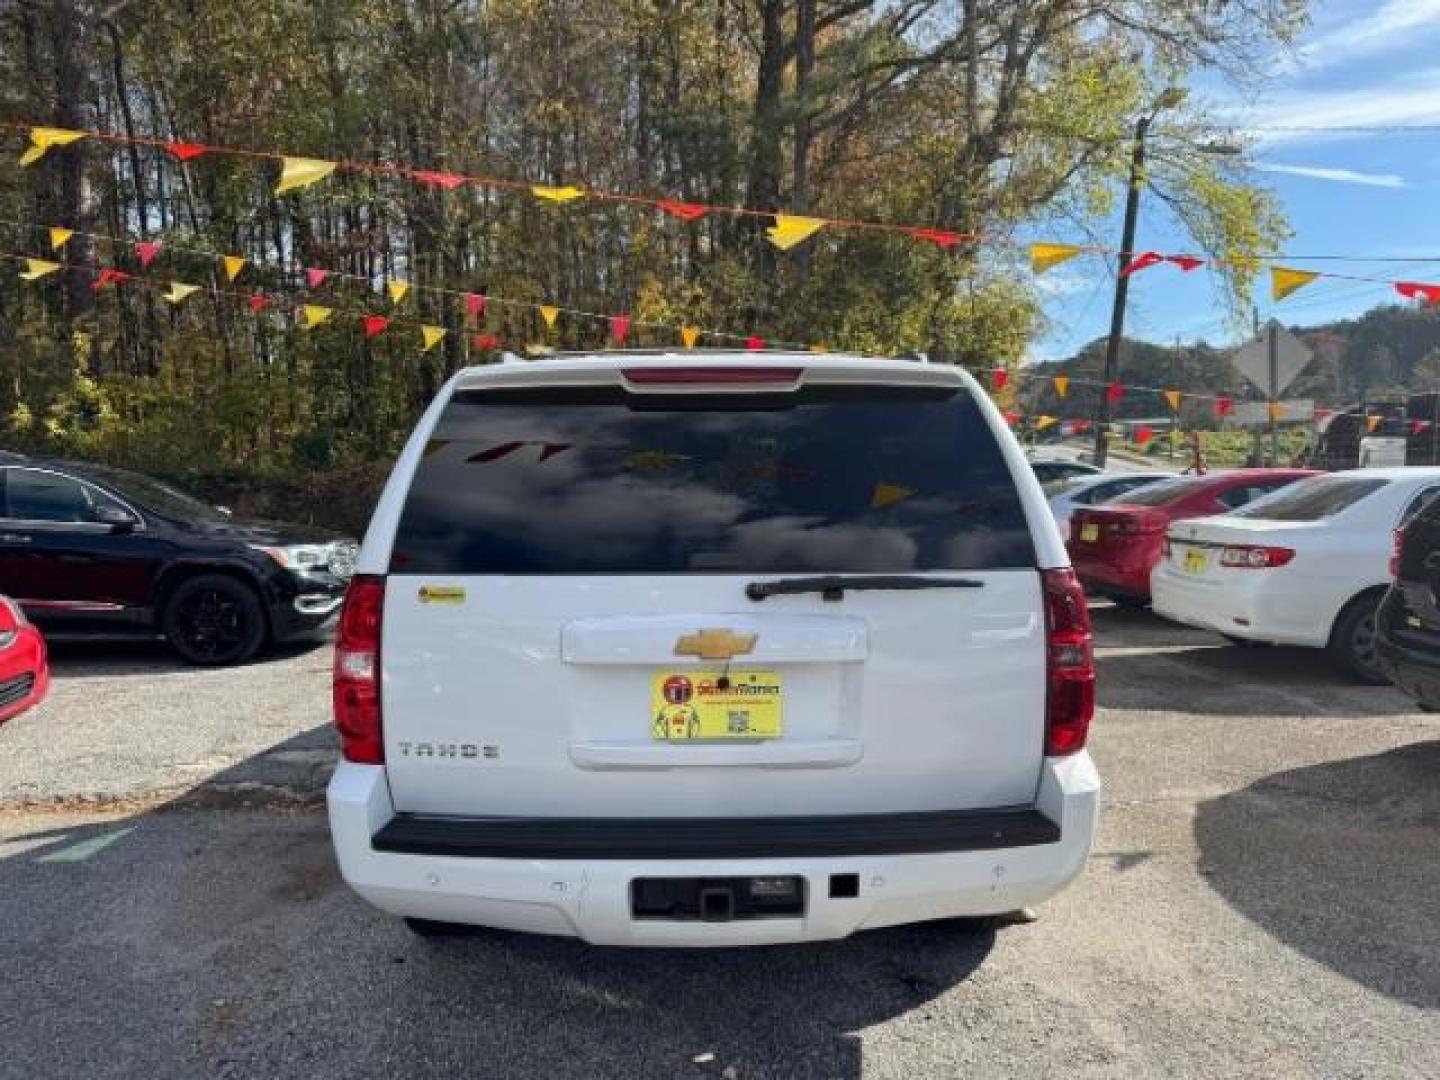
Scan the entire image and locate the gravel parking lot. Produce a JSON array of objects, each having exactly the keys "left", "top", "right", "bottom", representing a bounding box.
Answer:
[{"left": 1, "top": 608, "right": 1436, "bottom": 1079}]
